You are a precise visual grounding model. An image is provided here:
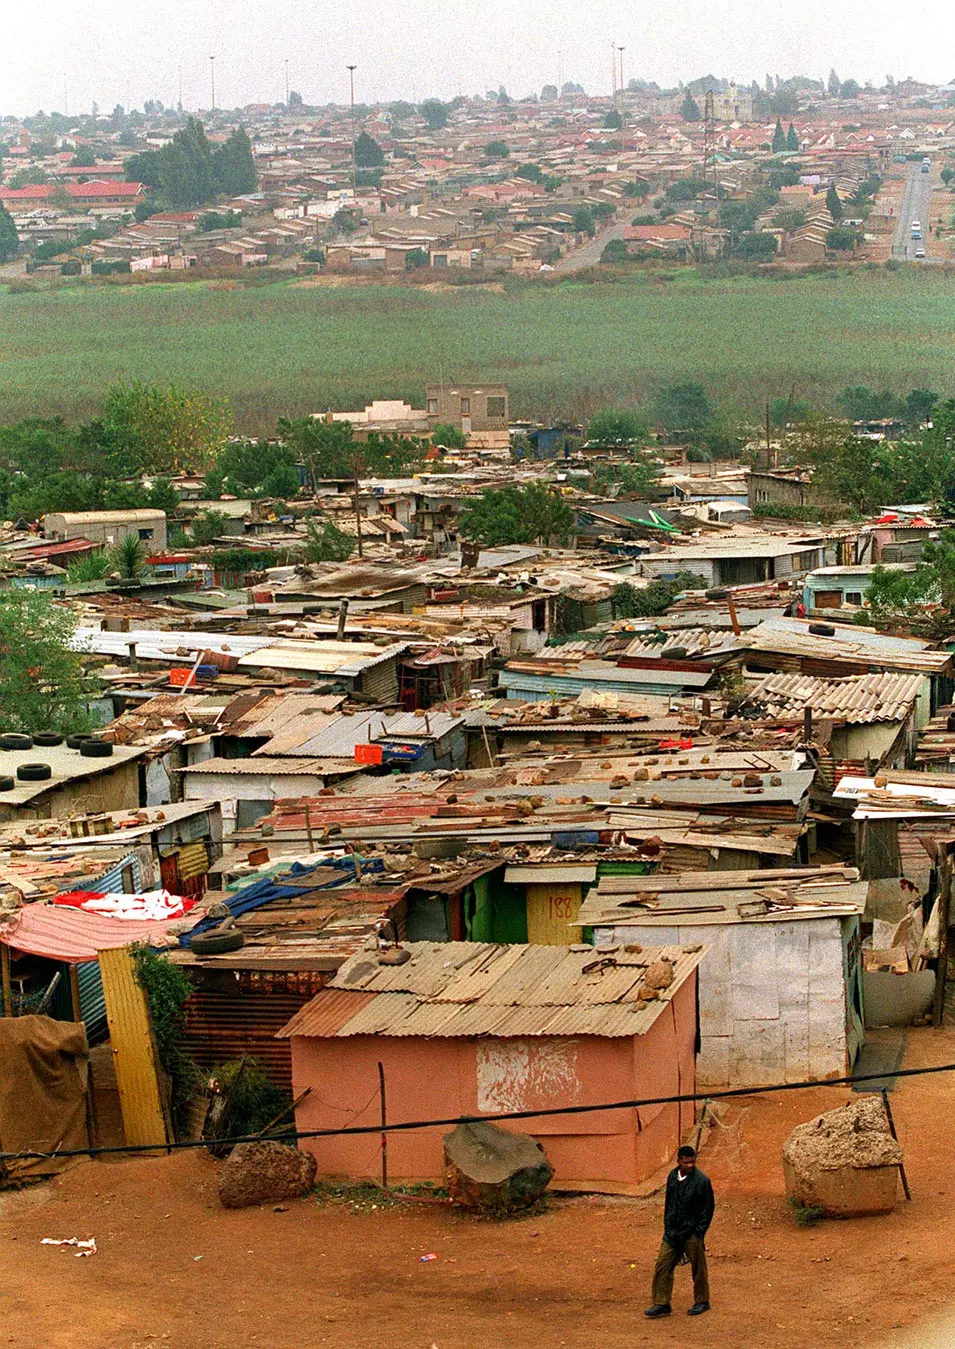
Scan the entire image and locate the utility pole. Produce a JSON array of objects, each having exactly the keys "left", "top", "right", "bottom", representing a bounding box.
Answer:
[
  {"left": 178, "top": 63, "right": 183, "bottom": 112},
  {"left": 611, "top": 42, "right": 617, "bottom": 102},
  {"left": 284, "top": 58, "right": 289, "bottom": 107},
  {"left": 618, "top": 48, "right": 625, "bottom": 99},
  {"left": 209, "top": 55, "right": 216, "bottom": 112},
  {"left": 63, "top": 73, "right": 68, "bottom": 118},
  {"left": 558, "top": 49, "right": 563, "bottom": 98},
  {"left": 347, "top": 64, "right": 357, "bottom": 194}
]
